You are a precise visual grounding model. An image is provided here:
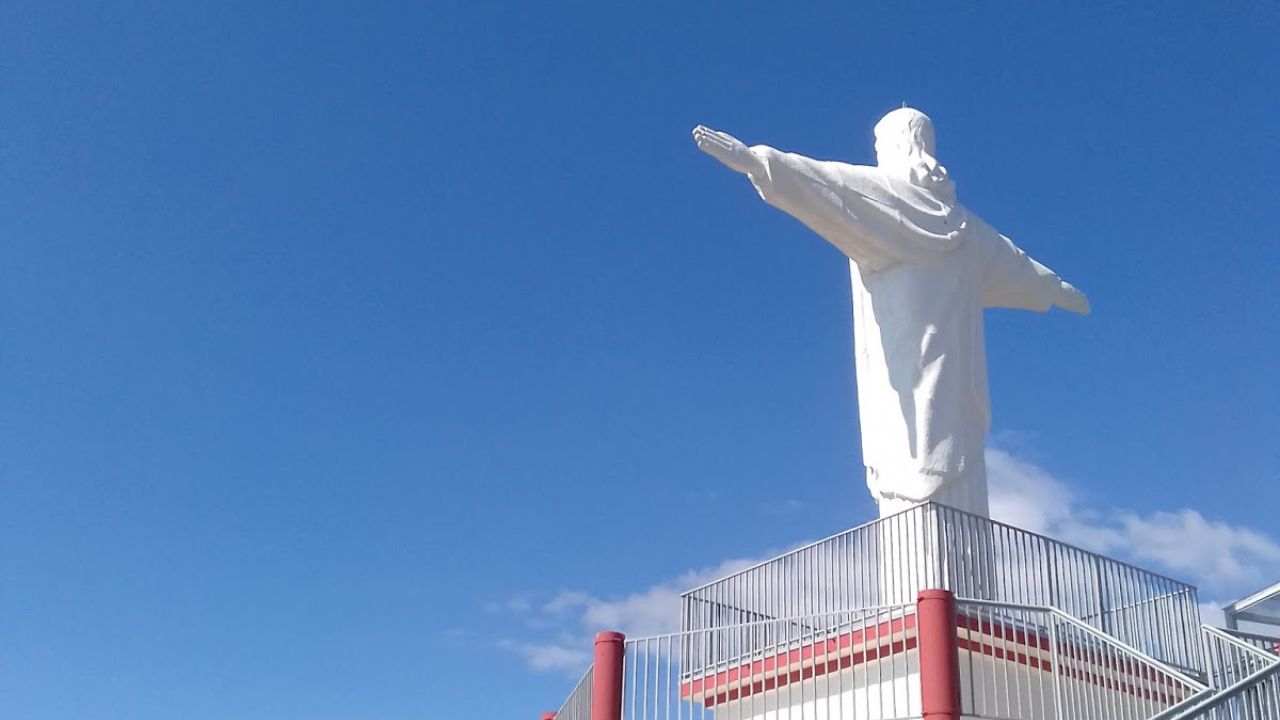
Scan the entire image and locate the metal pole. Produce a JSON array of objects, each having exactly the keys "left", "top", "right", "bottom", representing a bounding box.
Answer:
[
  {"left": 918, "top": 589, "right": 962, "bottom": 720},
  {"left": 592, "top": 631, "right": 625, "bottom": 720},
  {"left": 1095, "top": 555, "right": 1109, "bottom": 634},
  {"left": 1049, "top": 615, "right": 1064, "bottom": 719}
]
